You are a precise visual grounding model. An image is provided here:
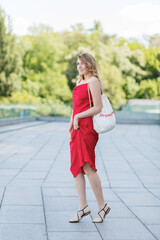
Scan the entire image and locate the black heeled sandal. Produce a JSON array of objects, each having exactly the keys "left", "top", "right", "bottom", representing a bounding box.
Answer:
[
  {"left": 92, "top": 203, "right": 111, "bottom": 223},
  {"left": 69, "top": 205, "right": 91, "bottom": 223}
]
